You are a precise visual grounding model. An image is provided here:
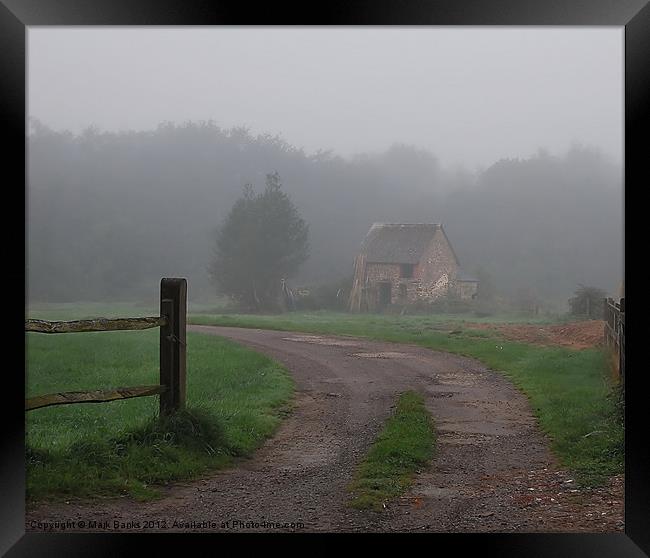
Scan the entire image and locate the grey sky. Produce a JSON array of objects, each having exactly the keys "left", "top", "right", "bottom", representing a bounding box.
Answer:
[{"left": 28, "top": 27, "right": 623, "bottom": 170}]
